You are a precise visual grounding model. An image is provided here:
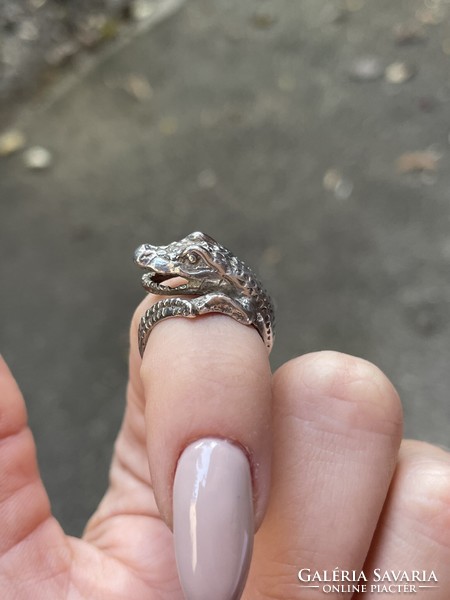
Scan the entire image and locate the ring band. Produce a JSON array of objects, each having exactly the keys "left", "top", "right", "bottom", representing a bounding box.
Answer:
[{"left": 134, "top": 231, "right": 275, "bottom": 357}]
